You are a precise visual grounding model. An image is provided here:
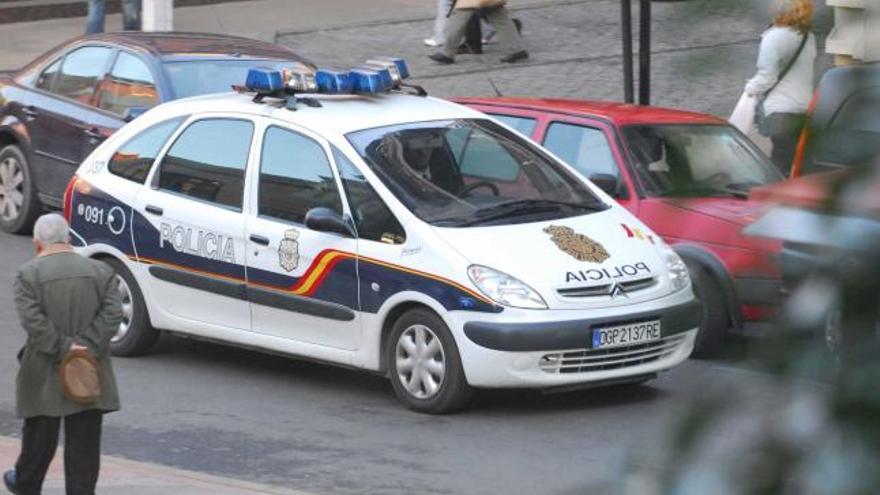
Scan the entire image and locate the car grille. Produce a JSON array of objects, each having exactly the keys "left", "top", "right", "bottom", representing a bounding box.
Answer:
[
  {"left": 557, "top": 277, "right": 657, "bottom": 298},
  {"left": 538, "top": 334, "right": 687, "bottom": 374}
]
